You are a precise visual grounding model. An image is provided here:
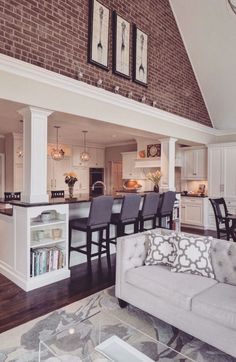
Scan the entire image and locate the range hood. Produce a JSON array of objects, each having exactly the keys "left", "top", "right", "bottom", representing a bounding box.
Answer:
[{"left": 135, "top": 158, "right": 161, "bottom": 168}]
